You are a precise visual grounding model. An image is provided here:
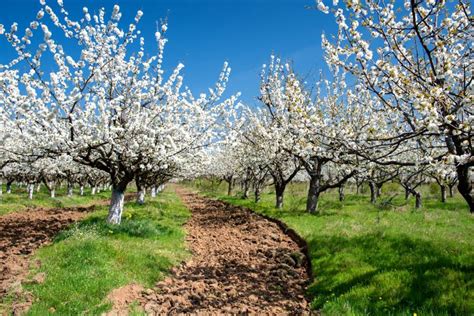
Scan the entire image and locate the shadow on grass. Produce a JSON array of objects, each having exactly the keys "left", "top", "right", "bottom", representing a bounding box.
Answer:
[{"left": 306, "top": 232, "right": 474, "bottom": 315}]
